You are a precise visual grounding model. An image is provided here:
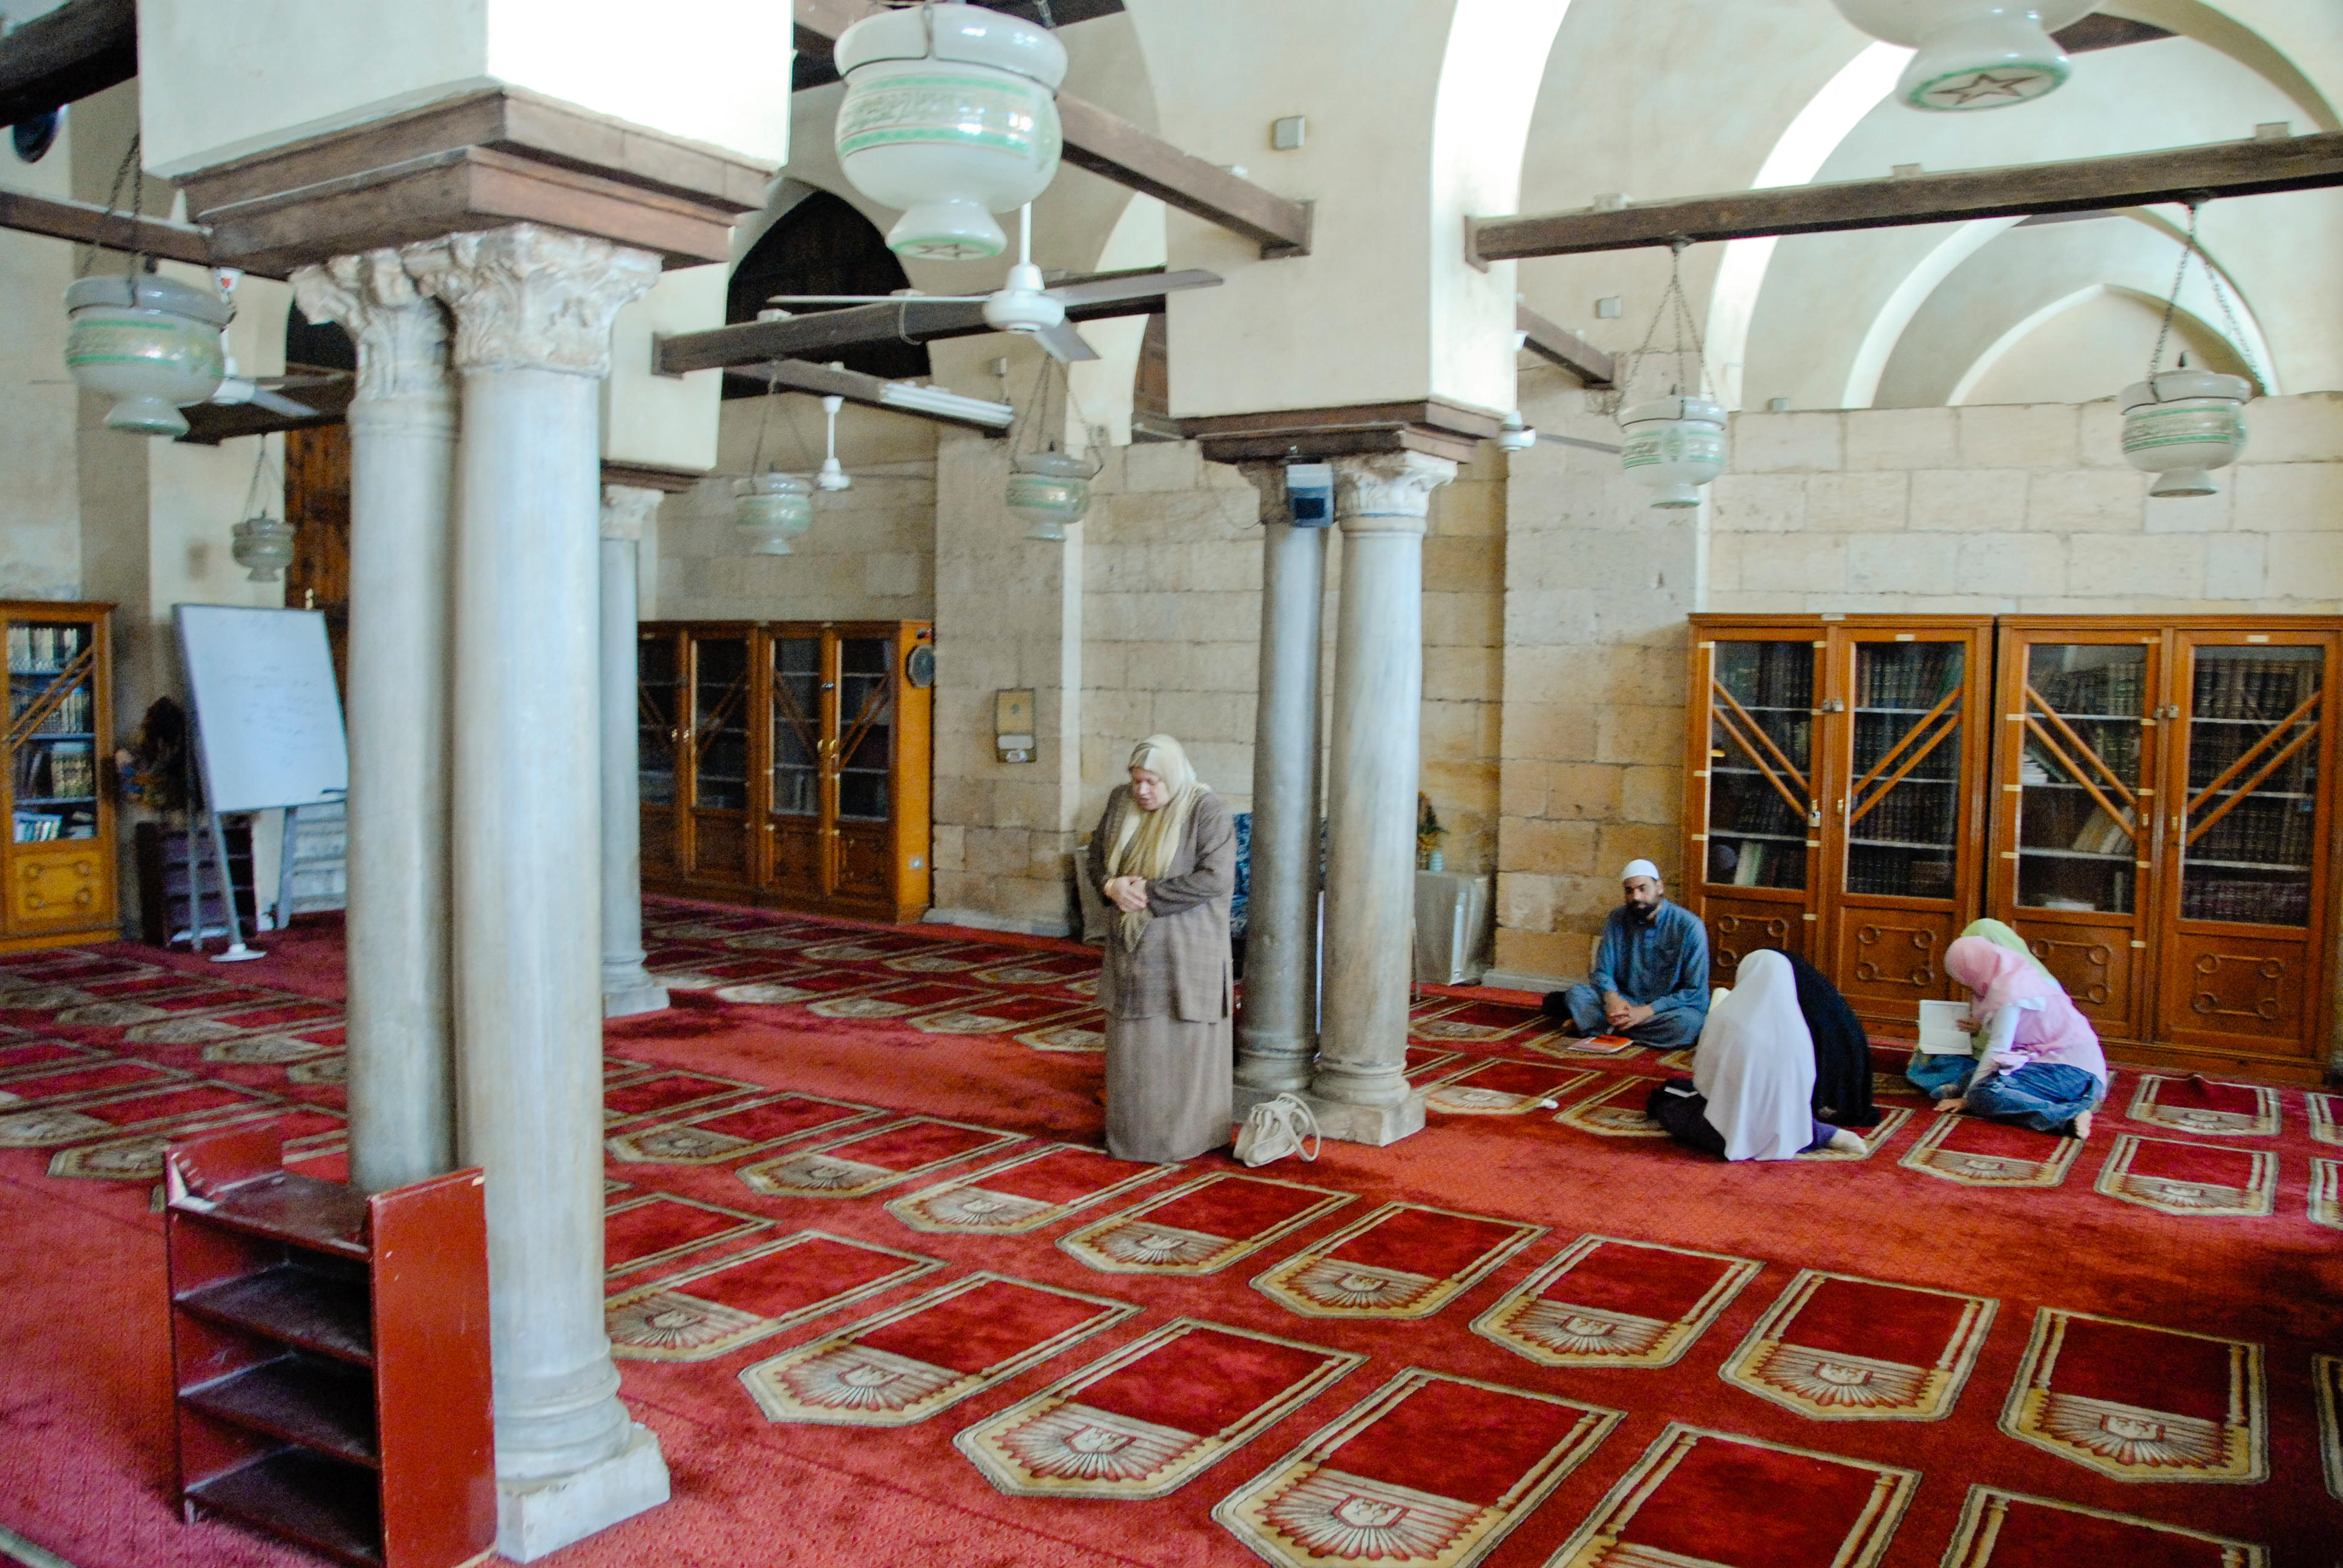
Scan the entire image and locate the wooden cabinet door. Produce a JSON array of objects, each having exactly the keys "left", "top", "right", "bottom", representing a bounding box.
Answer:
[
  {"left": 682, "top": 628, "right": 758, "bottom": 889},
  {"left": 1685, "top": 632, "right": 1821, "bottom": 981},
  {"left": 637, "top": 627, "right": 685, "bottom": 881},
  {"left": 1817, "top": 625, "right": 1991, "bottom": 1025},
  {"left": 1990, "top": 625, "right": 2162, "bottom": 1042},
  {"left": 830, "top": 633, "right": 901, "bottom": 904},
  {"left": 764, "top": 629, "right": 827, "bottom": 901},
  {"left": 5, "top": 609, "right": 113, "bottom": 941},
  {"left": 2152, "top": 629, "right": 2336, "bottom": 1061}
]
